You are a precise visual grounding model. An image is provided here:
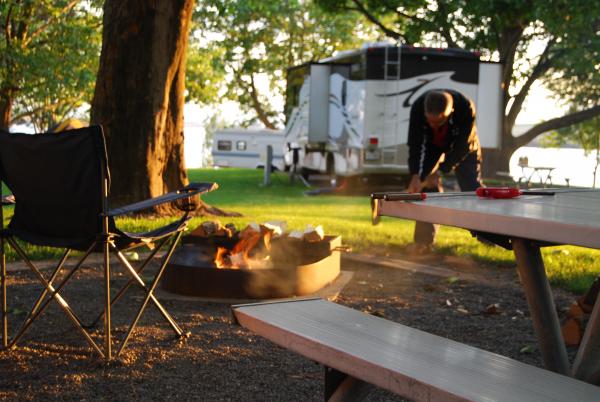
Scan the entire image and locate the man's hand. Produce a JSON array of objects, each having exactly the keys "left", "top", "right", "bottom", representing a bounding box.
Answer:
[
  {"left": 423, "top": 171, "right": 441, "bottom": 190},
  {"left": 407, "top": 175, "right": 422, "bottom": 193}
]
